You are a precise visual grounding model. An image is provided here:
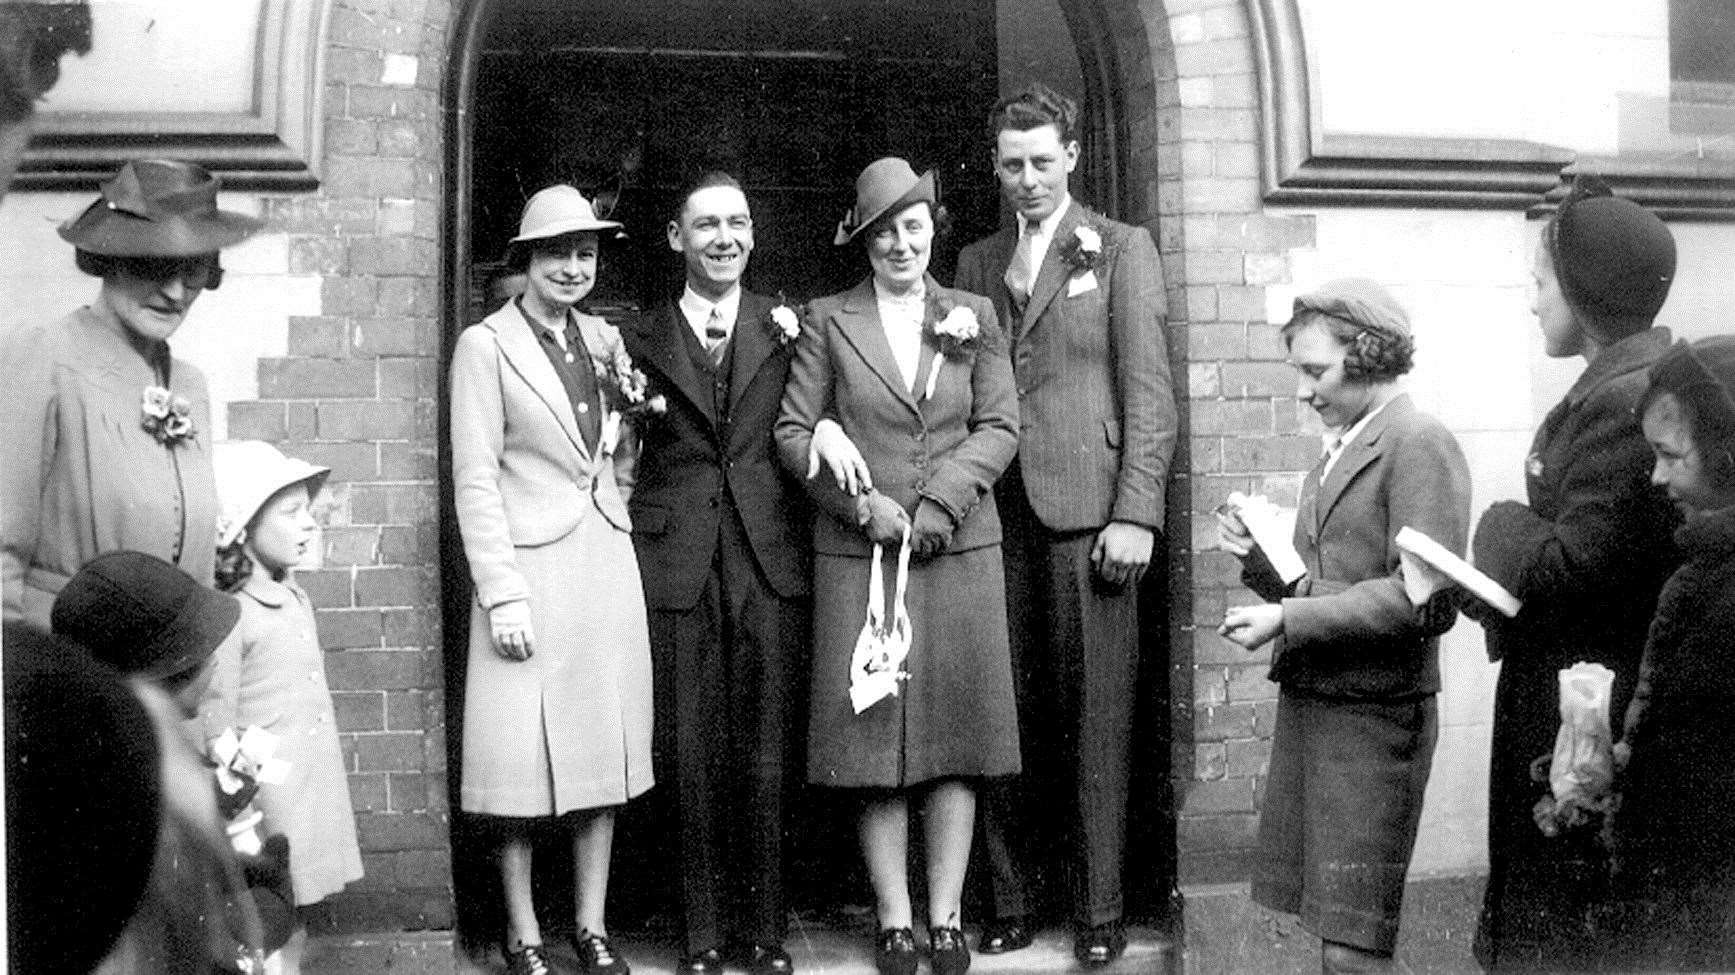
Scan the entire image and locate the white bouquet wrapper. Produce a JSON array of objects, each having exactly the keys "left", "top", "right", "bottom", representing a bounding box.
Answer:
[
  {"left": 1550, "top": 661, "right": 1616, "bottom": 806},
  {"left": 1225, "top": 491, "right": 1304, "bottom": 585},
  {"left": 849, "top": 527, "right": 913, "bottom": 714}
]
